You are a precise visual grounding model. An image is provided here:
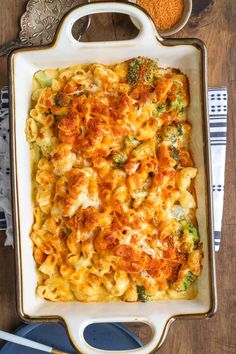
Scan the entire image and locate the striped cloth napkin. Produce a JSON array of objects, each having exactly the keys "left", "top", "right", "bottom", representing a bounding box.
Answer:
[
  {"left": 208, "top": 88, "right": 227, "bottom": 251},
  {"left": 0, "top": 87, "right": 227, "bottom": 250}
]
